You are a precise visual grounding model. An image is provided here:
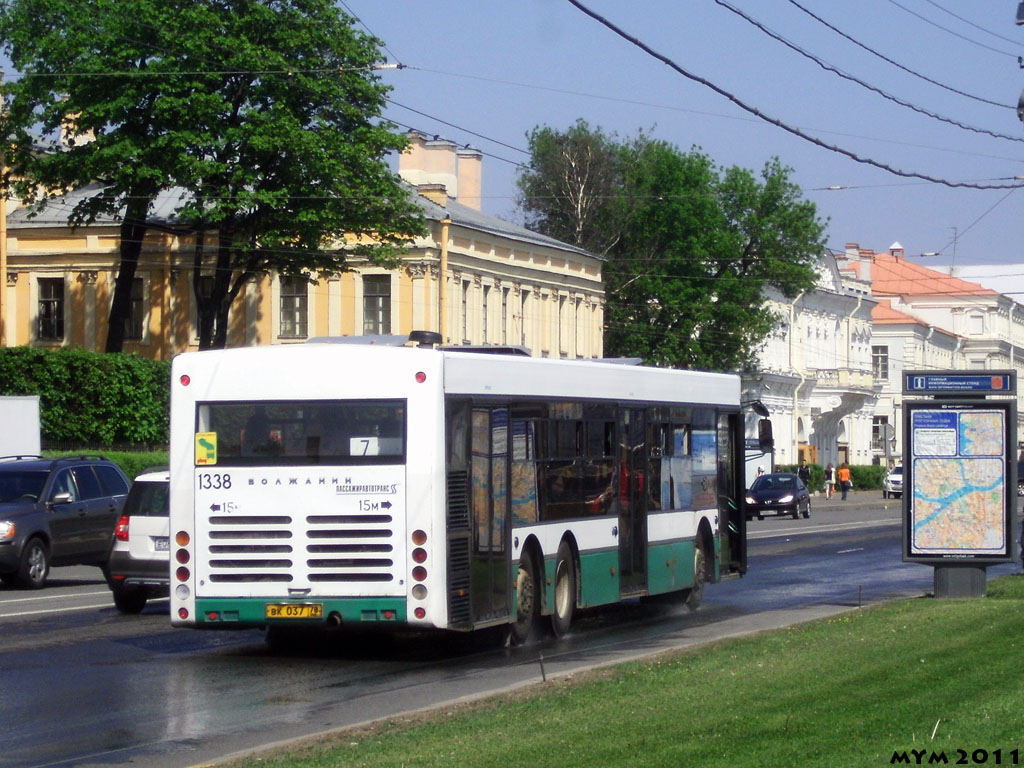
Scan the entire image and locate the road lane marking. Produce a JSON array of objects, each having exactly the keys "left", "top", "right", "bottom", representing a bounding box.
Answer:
[
  {"left": 748, "top": 519, "right": 900, "bottom": 540},
  {"left": 837, "top": 548, "right": 865, "bottom": 554},
  {"left": 0, "top": 589, "right": 110, "bottom": 604},
  {"left": 0, "top": 602, "right": 111, "bottom": 618}
]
